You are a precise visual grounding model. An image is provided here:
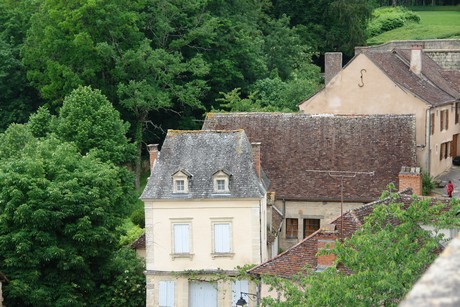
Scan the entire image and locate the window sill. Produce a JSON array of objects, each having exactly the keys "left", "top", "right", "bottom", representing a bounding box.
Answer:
[
  {"left": 170, "top": 253, "right": 194, "bottom": 260},
  {"left": 211, "top": 252, "right": 235, "bottom": 259}
]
